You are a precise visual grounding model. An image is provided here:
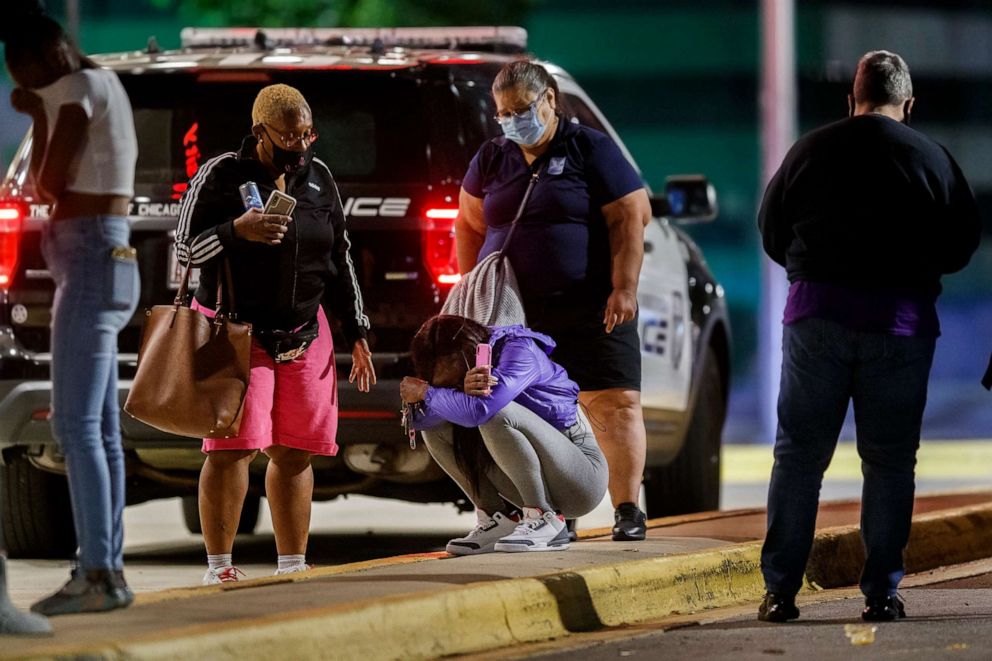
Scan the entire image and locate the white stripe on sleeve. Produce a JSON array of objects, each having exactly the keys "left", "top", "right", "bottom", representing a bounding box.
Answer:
[
  {"left": 175, "top": 152, "right": 237, "bottom": 262},
  {"left": 313, "top": 158, "right": 370, "bottom": 329}
]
